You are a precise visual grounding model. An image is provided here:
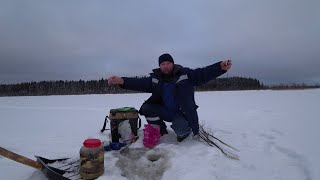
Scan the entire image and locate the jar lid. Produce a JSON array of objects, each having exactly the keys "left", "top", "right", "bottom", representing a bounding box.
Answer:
[{"left": 83, "top": 139, "right": 102, "bottom": 148}]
